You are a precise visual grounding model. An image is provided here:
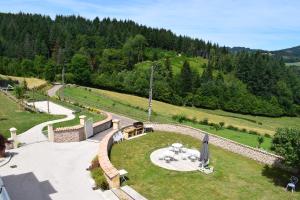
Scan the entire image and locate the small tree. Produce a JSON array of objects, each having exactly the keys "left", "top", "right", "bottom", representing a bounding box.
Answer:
[
  {"left": 257, "top": 135, "right": 264, "bottom": 148},
  {"left": 272, "top": 128, "right": 300, "bottom": 168},
  {"left": 14, "top": 85, "right": 25, "bottom": 100},
  {"left": 219, "top": 122, "right": 225, "bottom": 129}
]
